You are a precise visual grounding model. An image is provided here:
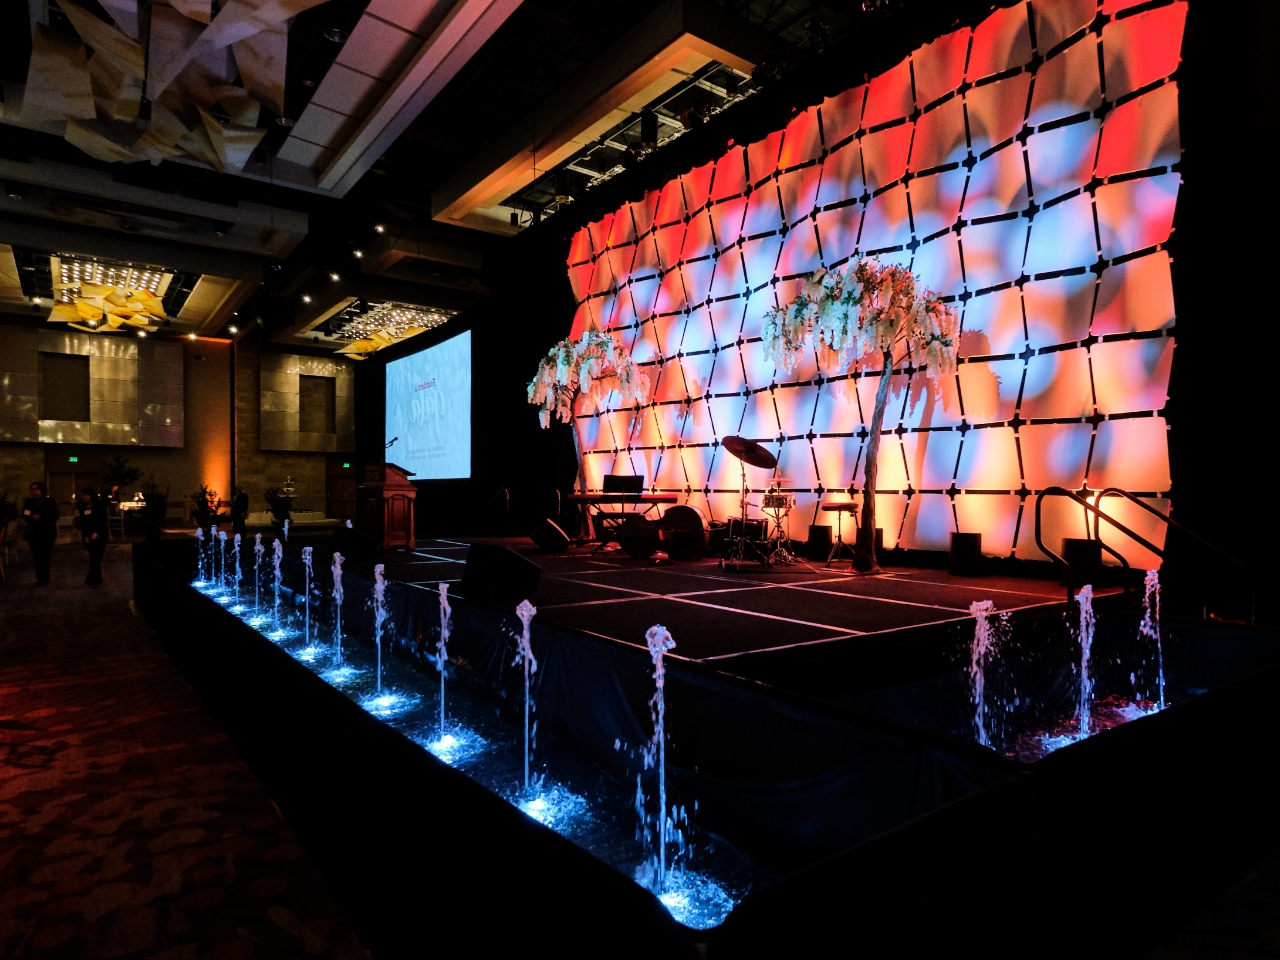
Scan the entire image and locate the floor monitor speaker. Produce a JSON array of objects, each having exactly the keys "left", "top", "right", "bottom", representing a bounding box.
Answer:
[{"left": 531, "top": 519, "right": 571, "bottom": 553}]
